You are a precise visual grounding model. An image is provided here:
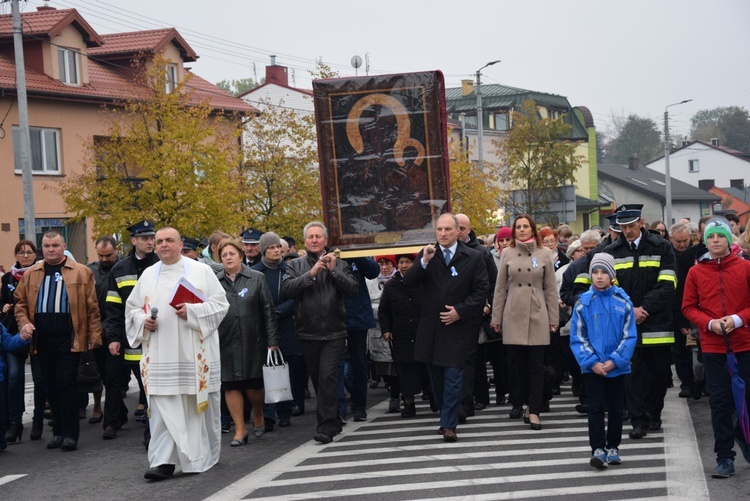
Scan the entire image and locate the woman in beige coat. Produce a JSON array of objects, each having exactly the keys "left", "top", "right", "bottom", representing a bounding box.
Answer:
[{"left": 491, "top": 214, "right": 559, "bottom": 430}]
